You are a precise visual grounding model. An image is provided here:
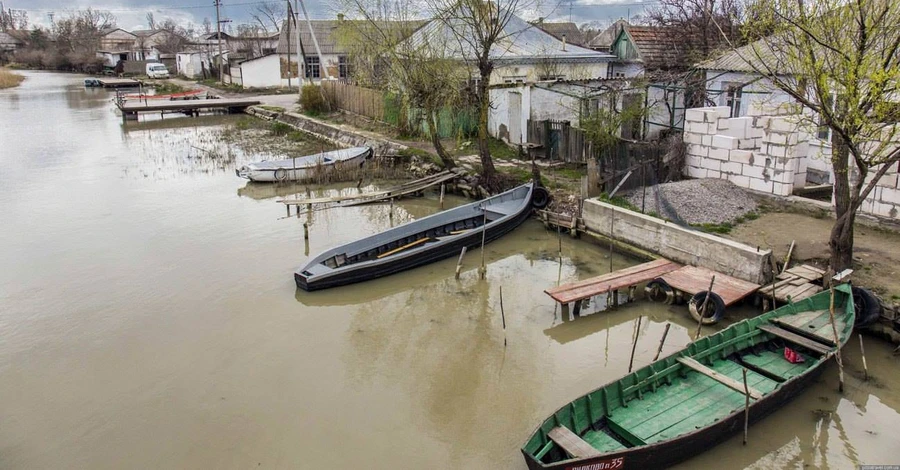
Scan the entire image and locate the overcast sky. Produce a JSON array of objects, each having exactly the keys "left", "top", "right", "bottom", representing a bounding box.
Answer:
[{"left": 3, "top": 0, "right": 652, "bottom": 32}]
